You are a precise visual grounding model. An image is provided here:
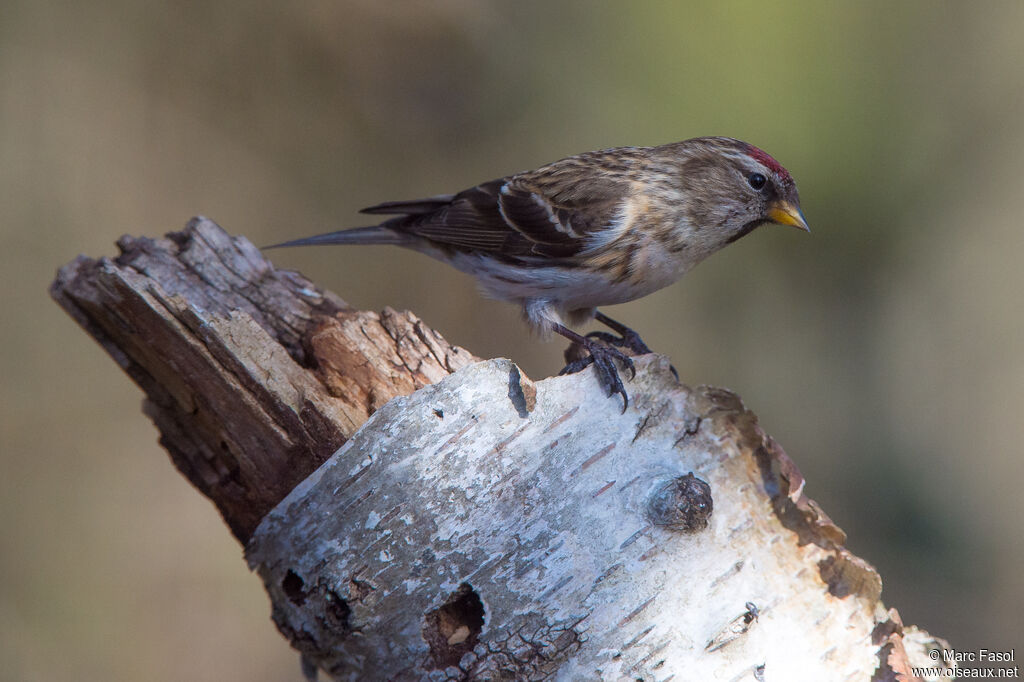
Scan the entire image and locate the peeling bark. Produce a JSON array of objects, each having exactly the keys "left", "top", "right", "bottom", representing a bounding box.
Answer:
[{"left": 51, "top": 218, "right": 952, "bottom": 680}]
